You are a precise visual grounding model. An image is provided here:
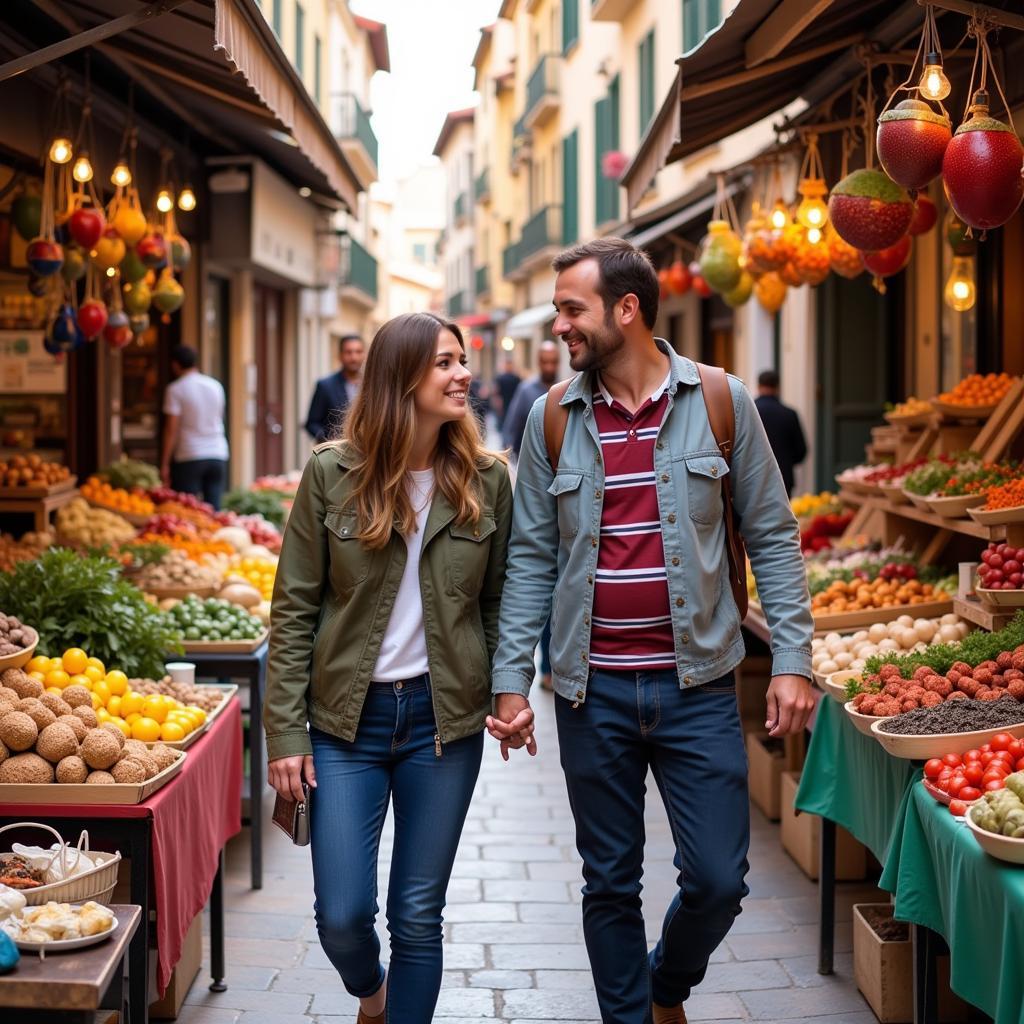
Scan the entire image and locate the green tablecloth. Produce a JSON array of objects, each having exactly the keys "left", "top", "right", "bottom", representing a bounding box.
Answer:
[
  {"left": 794, "top": 694, "right": 919, "bottom": 861},
  {"left": 880, "top": 783, "right": 1024, "bottom": 1024}
]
